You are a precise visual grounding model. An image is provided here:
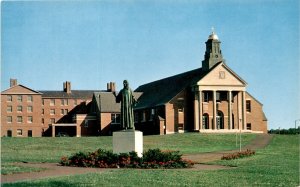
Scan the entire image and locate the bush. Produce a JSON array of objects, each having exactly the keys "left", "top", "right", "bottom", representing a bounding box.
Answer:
[
  {"left": 221, "top": 149, "right": 255, "bottom": 160},
  {"left": 60, "top": 149, "right": 194, "bottom": 169}
]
